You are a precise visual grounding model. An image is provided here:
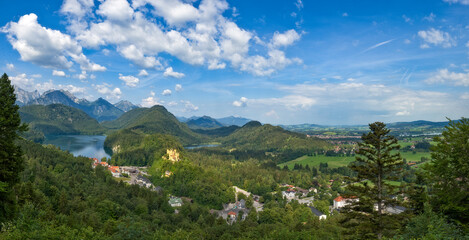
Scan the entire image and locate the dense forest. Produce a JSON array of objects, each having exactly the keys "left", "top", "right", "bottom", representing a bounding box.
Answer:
[
  {"left": 2, "top": 123, "right": 467, "bottom": 239},
  {"left": 1, "top": 73, "right": 468, "bottom": 239}
]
